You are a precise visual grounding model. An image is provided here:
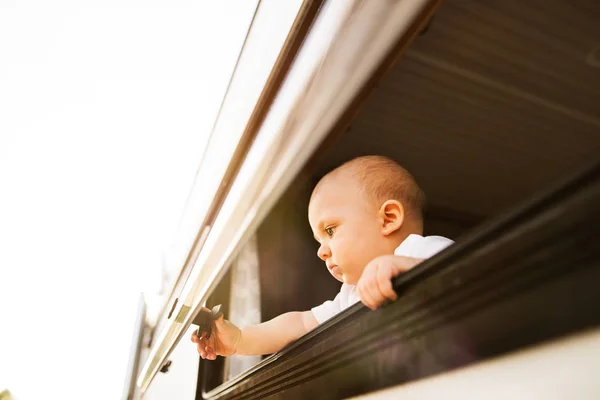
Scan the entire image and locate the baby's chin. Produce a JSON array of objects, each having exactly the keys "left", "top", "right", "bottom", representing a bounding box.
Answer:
[
  {"left": 329, "top": 266, "right": 359, "bottom": 285},
  {"left": 340, "top": 273, "right": 359, "bottom": 286},
  {"left": 328, "top": 269, "right": 345, "bottom": 283}
]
